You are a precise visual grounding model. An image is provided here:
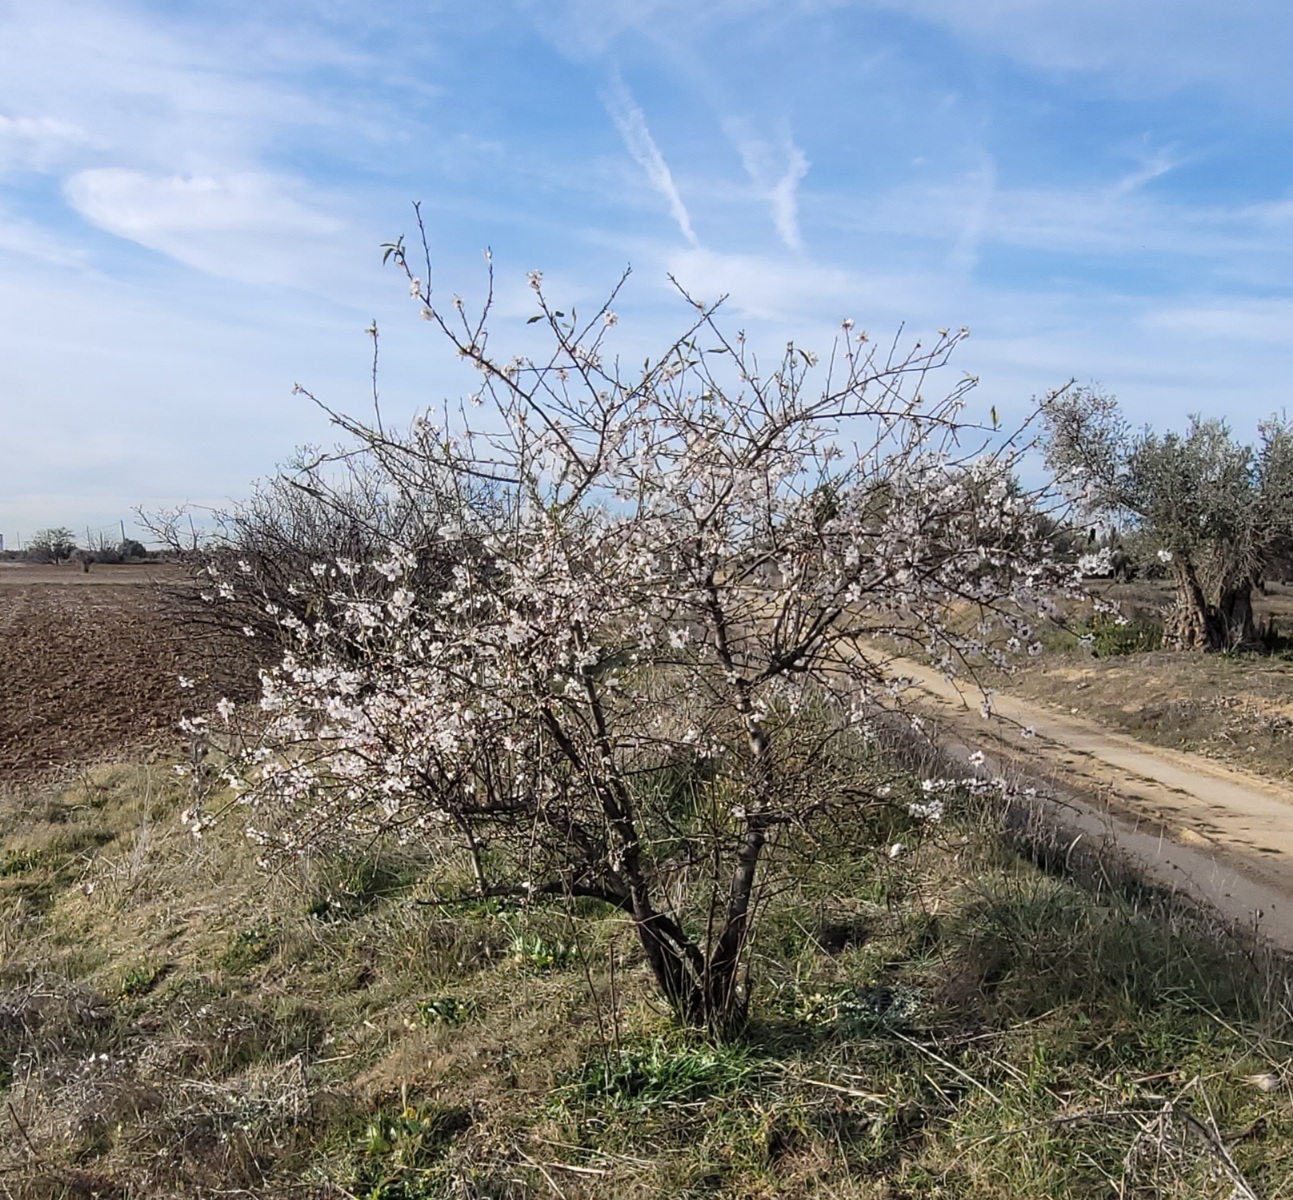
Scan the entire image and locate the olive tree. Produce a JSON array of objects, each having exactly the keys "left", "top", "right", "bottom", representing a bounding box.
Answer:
[
  {"left": 209, "top": 224, "right": 1061, "bottom": 1037},
  {"left": 1042, "top": 386, "right": 1293, "bottom": 650}
]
